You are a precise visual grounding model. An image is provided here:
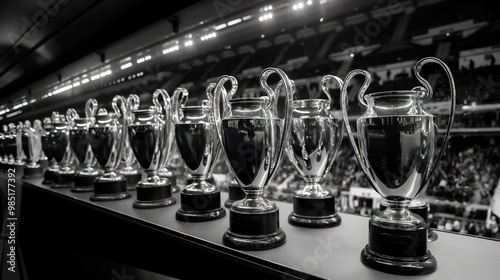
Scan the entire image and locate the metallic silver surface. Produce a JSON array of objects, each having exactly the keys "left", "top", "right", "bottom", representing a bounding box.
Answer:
[
  {"left": 50, "top": 112, "right": 74, "bottom": 176},
  {"left": 21, "top": 120, "right": 43, "bottom": 169}
]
